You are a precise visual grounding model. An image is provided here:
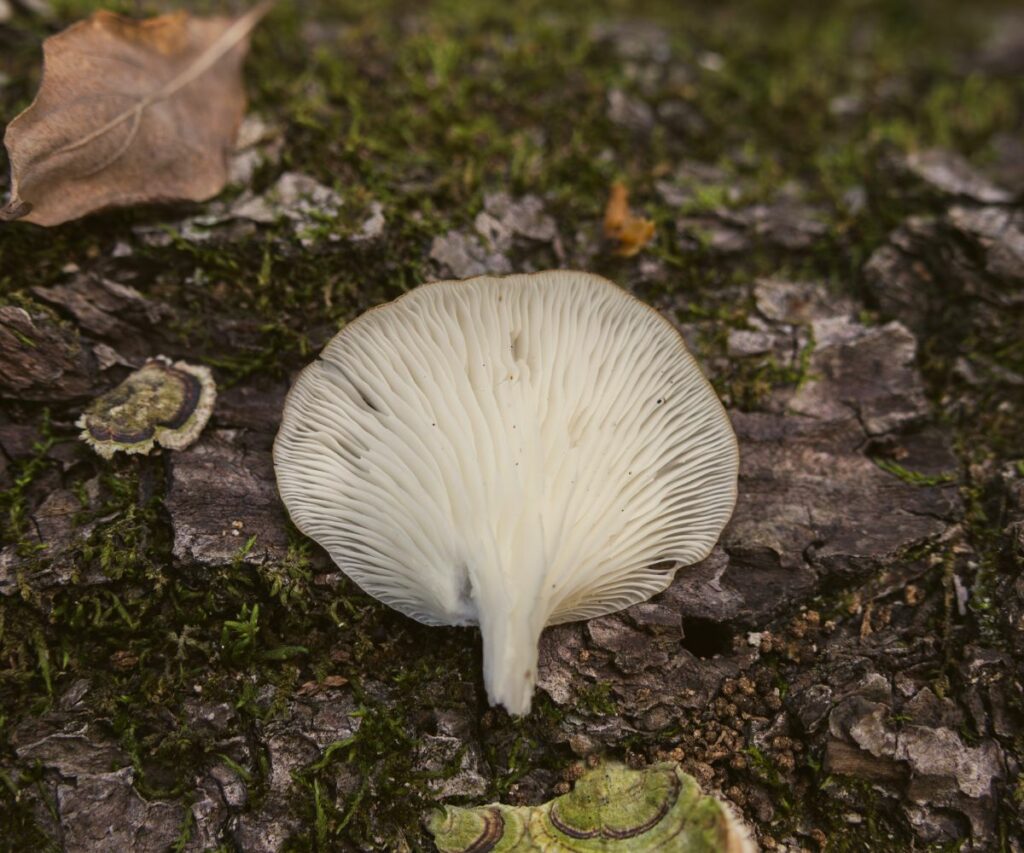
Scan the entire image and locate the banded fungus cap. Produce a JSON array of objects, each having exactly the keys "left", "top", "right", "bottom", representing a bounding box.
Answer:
[
  {"left": 78, "top": 356, "right": 215, "bottom": 459},
  {"left": 273, "top": 271, "right": 738, "bottom": 714},
  {"left": 428, "top": 761, "right": 756, "bottom": 852}
]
